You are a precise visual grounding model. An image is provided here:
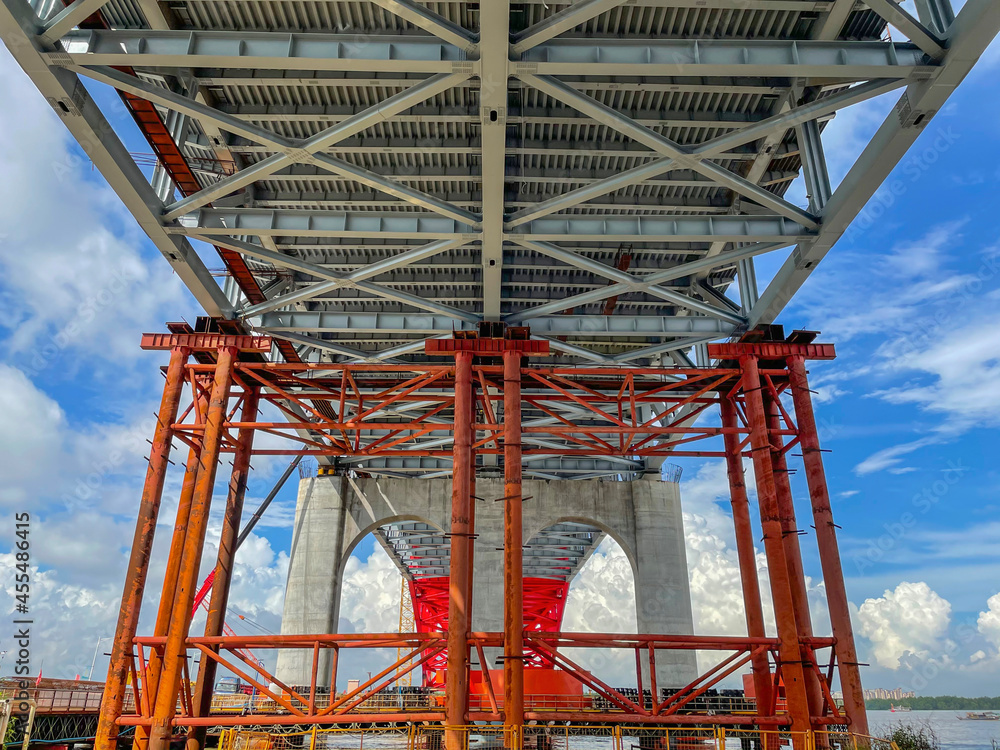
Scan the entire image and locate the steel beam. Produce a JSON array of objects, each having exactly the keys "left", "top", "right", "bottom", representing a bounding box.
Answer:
[
  {"left": 518, "top": 74, "right": 820, "bottom": 227},
  {"left": 478, "top": 0, "right": 510, "bottom": 320},
  {"left": 195, "top": 235, "right": 480, "bottom": 323},
  {"left": 240, "top": 238, "right": 469, "bottom": 316},
  {"left": 179, "top": 209, "right": 479, "bottom": 240},
  {"left": 53, "top": 31, "right": 933, "bottom": 80},
  {"left": 55, "top": 30, "right": 474, "bottom": 73},
  {"left": 863, "top": 0, "right": 946, "bottom": 58},
  {"left": 267, "top": 331, "right": 401, "bottom": 363},
  {"left": 691, "top": 79, "right": 908, "bottom": 159},
  {"left": 0, "top": 0, "right": 232, "bottom": 318},
  {"left": 258, "top": 311, "right": 734, "bottom": 336},
  {"left": 915, "top": 0, "right": 955, "bottom": 34},
  {"left": 511, "top": 0, "right": 630, "bottom": 54},
  {"left": 506, "top": 240, "right": 787, "bottom": 321},
  {"left": 71, "top": 66, "right": 479, "bottom": 225},
  {"left": 38, "top": 0, "right": 109, "bottom": 45},
  {"left": 162, "top": 73, "right": 472, "bottom": 220},
  {"left": 750, "top": 0, "right": 1000, "bottom": 325},
  {"left": 516, "top": 216, "right": 813, "bottom": 243},
  {"left": 611, "top": 335, "right": 725, "bottom": 363},
  {"left": 516, "top": 38, "right": 933, "bottom": 79},
  {"left": 366, "top": 0, "right": 478, "bottom": 52}
]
